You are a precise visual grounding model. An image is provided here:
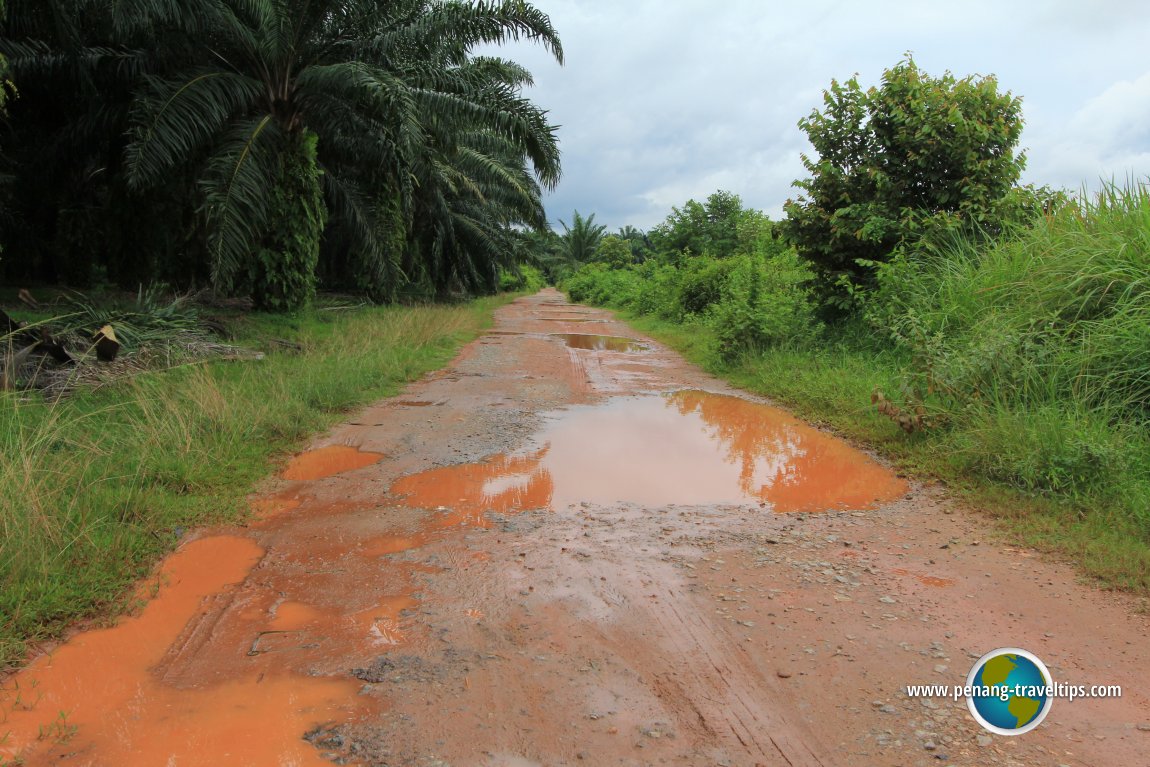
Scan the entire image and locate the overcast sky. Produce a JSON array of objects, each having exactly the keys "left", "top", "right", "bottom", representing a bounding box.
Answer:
[{"left": 489, "top": 0, "right": 1150, "bottom": 231}]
